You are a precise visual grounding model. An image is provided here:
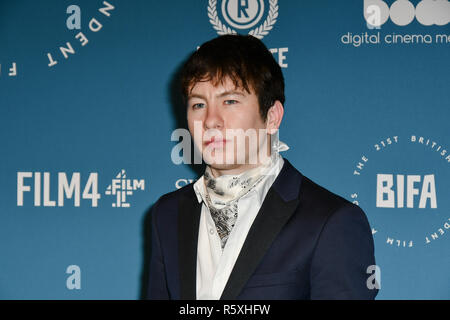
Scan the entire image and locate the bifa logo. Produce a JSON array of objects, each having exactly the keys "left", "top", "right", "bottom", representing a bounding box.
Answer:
[
  {"left": 208, "top": 0, "right": 278, "bottom": 39},
  {"left": 376, "top": 174, "right": 437, "bottom": 208},
  {"left": 17, "top": 169, "right": 144, "bottom": 208},
  {"left": 364, "top": 0, "right": 450, "bottom": 28},
  {"left": 105, "top": 170, "right": 145, "bottom": 207},
  {"left": 349, "top": 134, "right": 450, "bottom": 249}
]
